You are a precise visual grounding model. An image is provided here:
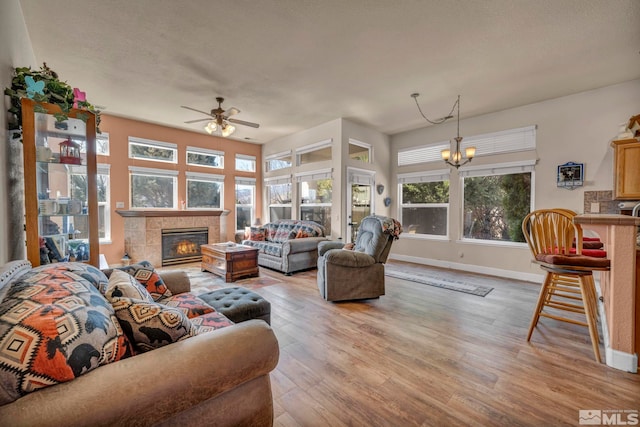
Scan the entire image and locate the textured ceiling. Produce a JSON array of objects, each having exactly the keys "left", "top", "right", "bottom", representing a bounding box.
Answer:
[{"left": 19, "top": 0, "right": 640, "bottom": 143}]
